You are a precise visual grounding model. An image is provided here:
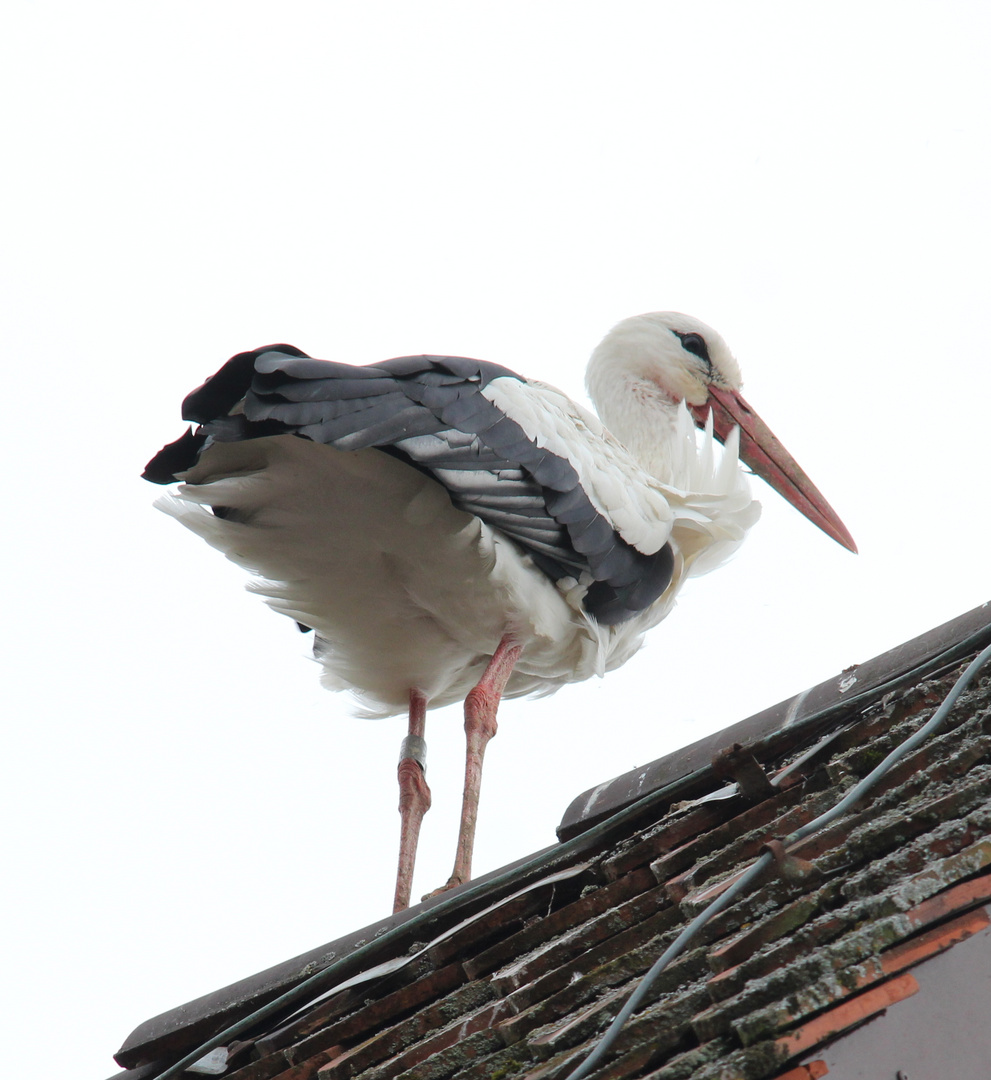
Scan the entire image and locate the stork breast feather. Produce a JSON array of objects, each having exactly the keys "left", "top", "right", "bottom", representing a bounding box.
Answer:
[{"left": 481, "top": 378, "right": 673, "bottom": 555}]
